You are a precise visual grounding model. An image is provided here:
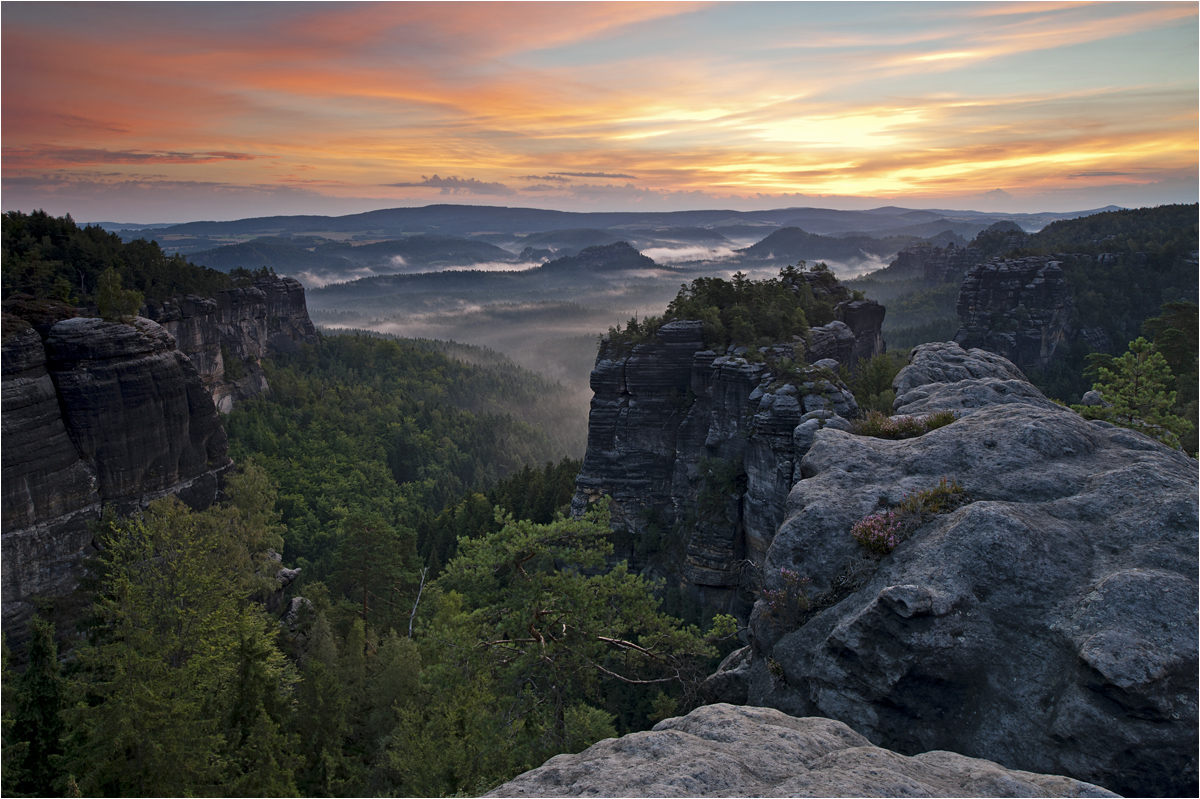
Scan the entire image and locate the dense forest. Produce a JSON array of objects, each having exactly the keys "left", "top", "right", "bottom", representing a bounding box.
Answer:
[
  {"left": 2, "top": 329, "right": 737, "bottom": 796},
  {"left": 1, "top": 210, "right": 236, "bottom": 307},
  {"left": 3, "top": 207, "right": 1196, "bottom": 795}
]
